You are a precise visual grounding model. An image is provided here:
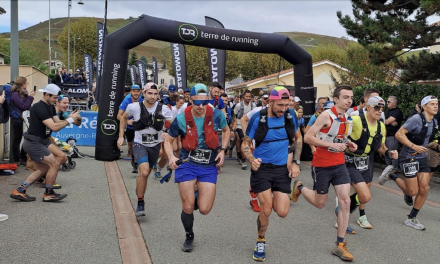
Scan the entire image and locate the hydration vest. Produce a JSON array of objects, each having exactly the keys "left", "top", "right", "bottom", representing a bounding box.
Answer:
[
  {"left": 253, "top": 108, "right": 296, "bottom": 147},
  {"left": 316, "top": 106, "right": 353, "bottom": 146},
  {"left": 181, "top": 105, "right": 219, "bottom": 151},
  {"left": 407, "top": 113, "right": 438, "bottom": 146},
  {"left": 133, "top": 102, "right": 165, "bottom": 132},
  {"left": 348, "top": 109, "right": 382, "bottom": 156},
  {"left": 237, "top": 101, "right": 255, "bottom": 119}
]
